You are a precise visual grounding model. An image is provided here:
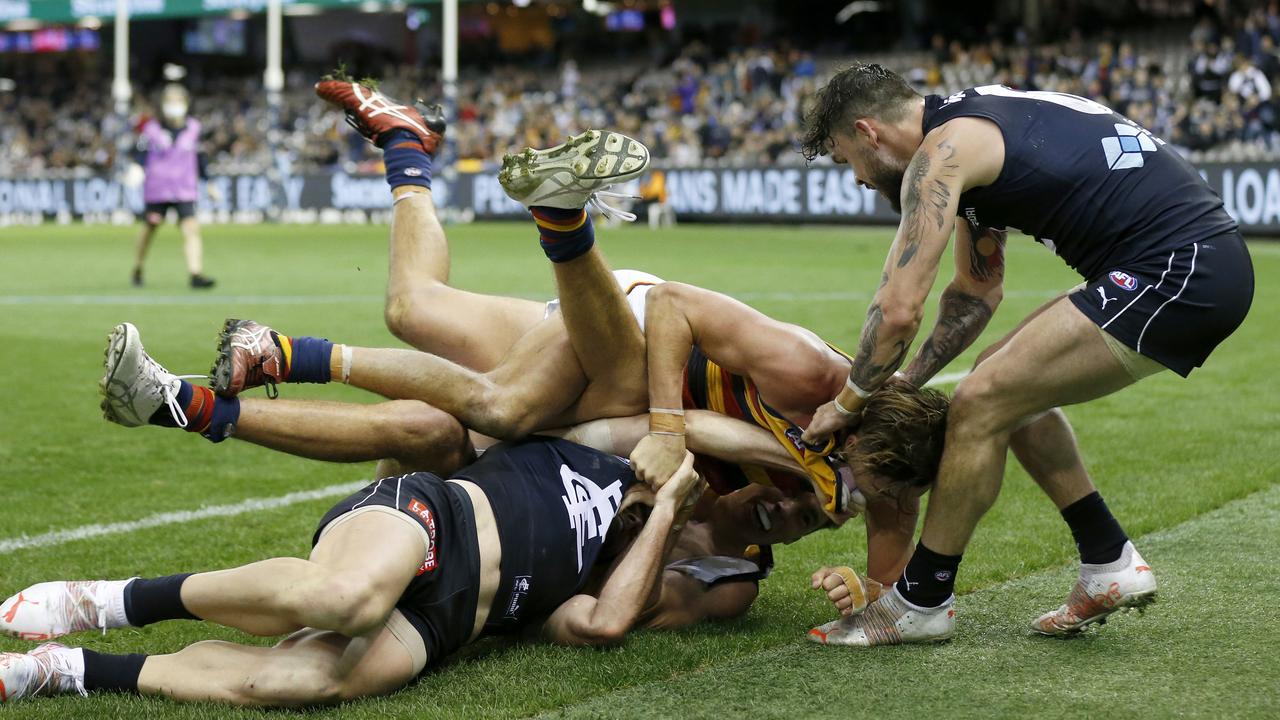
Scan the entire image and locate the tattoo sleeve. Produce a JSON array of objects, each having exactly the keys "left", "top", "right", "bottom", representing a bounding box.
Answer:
[
  {"left": 897, "top": 140, "right": 959, "bottom": 269},
  {"left": 846, "top": 137, "right": 961, "bottom": 393},
  {"left": 901, "top": 286, "right": 995, "bottom": 387}
]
